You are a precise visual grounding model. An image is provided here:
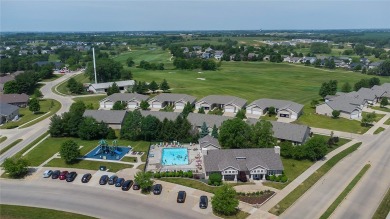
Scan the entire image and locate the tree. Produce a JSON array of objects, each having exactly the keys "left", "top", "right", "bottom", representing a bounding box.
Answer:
[
  {"left": 140, "top": 100, "right": 150, "bottom": 110},
  {"left": 140, "top": 115, "right": 160, "bottom": 141},
  {"left": 67, "top": 77, "right": 84, "bottom": 94},
  {"left": 181, "top": 102, "right": 194, "bottom": 118},
  {"left": 319, "top": 80, "right": 338, "bottom": 98},
  {"left": 112, "top": 101, "right": 126, "bottom": 110},
  {"left": 34, "top": 89, "right": 43, "bottom": 98},
  {"left": 59, "top": 140, "right": 80, "bottom": 164},
  {"left": 2, "top": 158, "right": 29, "bottom": 178},
  {"left": 332, "top": 110, "right": 340, "bottom": 118},
  {"left": 28, "top": 98, "right": 40, "bottom": 114},
  {"left": 361, "top": 112, "right": 376, "bottom": 127},
  {"left": 219, "top": 119, "right": 252, "bottom": 149},
  {"left": 134, "top": 171, "right": 154, "bottom": 193},
  {"left": 268, "top": 106, "right": 276, "bottom": 116},
  {"left": 341, "top": 82, "right": 352, "bottom": 93},
  {"left": 212, "top": 184, "right": 239, "bottom": 216},
  {"left": 235, "top": 109, "right": 246, "bottom": 120},
  {"left": 198, "top": 107, "right": 205, "bottom": 114},
  {"left": 78, "top": 117, "right": 109, "bottom": 140},
  {"left": 310, "top": 99, "right": 319, "bottom": 108},
  {"left": 107, "top": 82, "right": 120, "bottom": 96},
  {"left": 120, "top": 110, "right": 143, "bottom": 140},
  {"left": 49, "top": 114, "right": 64, "bottom": 137},
  {"left": 209, "top": 172, "right": 222, "bottom": 186},
  {"left": 380, "top": 97, "right": 389, "bottom": 107},
  {"left": 160, "top": 79, "right": 170, "bottom": 92},
  {"left": 303, "top": 136, "right": 328, "bottom": 161},
  {"left": 251, "top": 120, "right": 276, "bottom": 148},
  {"left": 86, "top": 58, "right": 123, "bottom": 82},
  {"left": 377, "top": 60, "right": 390, "bottom": 76},
  {"left": 148, "top": 80, "right": 159, "bottom": 93},
  {"left": 126, "top": 57, "right": 135, "bottom": 67},
  {"left": 200, "top": 122, "right": 209, "bottom": 138},
  {"left": 211, "top": 124, "right": 219, "bottom": 139},
  {"left": 369, "top": 77, "right": 381, "bottom": 87}
]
